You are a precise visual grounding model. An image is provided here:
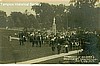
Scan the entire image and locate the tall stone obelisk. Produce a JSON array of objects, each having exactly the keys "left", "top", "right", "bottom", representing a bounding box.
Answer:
[{"left": 52, "top": 17, "right": 56, "bottom": 35}]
